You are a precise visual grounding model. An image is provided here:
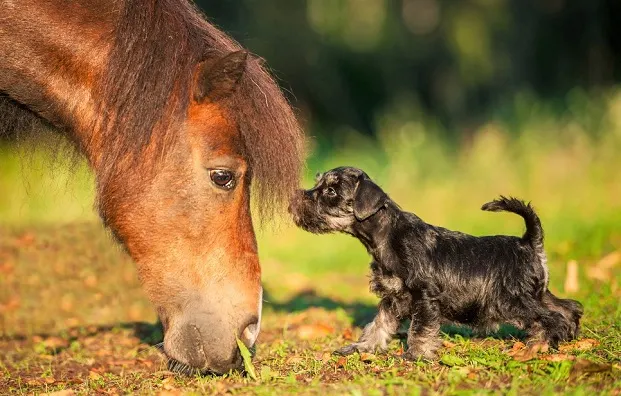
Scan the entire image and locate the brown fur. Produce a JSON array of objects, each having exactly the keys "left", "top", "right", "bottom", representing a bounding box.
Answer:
[{"left": 0, "top": 0, "right": 303, "bottom": 374}]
